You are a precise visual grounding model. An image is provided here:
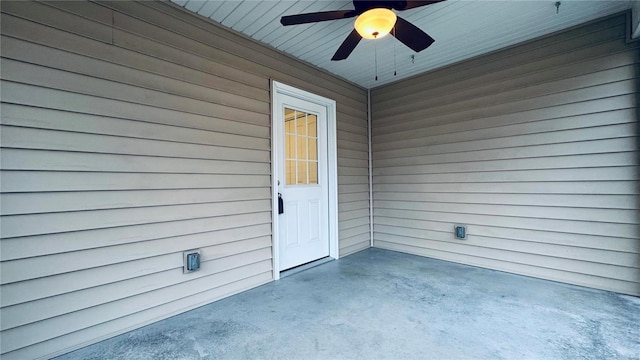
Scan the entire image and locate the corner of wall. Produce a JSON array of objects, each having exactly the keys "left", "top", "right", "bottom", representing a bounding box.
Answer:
[
  {"left": 632, "top": 1, "right": 640, "bottom": 39},
  {"left": 367, "top": 89, "right": 374, "bottom": 249}
]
